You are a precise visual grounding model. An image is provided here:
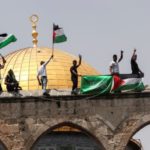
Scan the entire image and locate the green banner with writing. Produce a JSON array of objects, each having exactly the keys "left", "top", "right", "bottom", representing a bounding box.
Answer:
[{"left": 80, "top": 75, "right": 113, "bottom": 95}]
